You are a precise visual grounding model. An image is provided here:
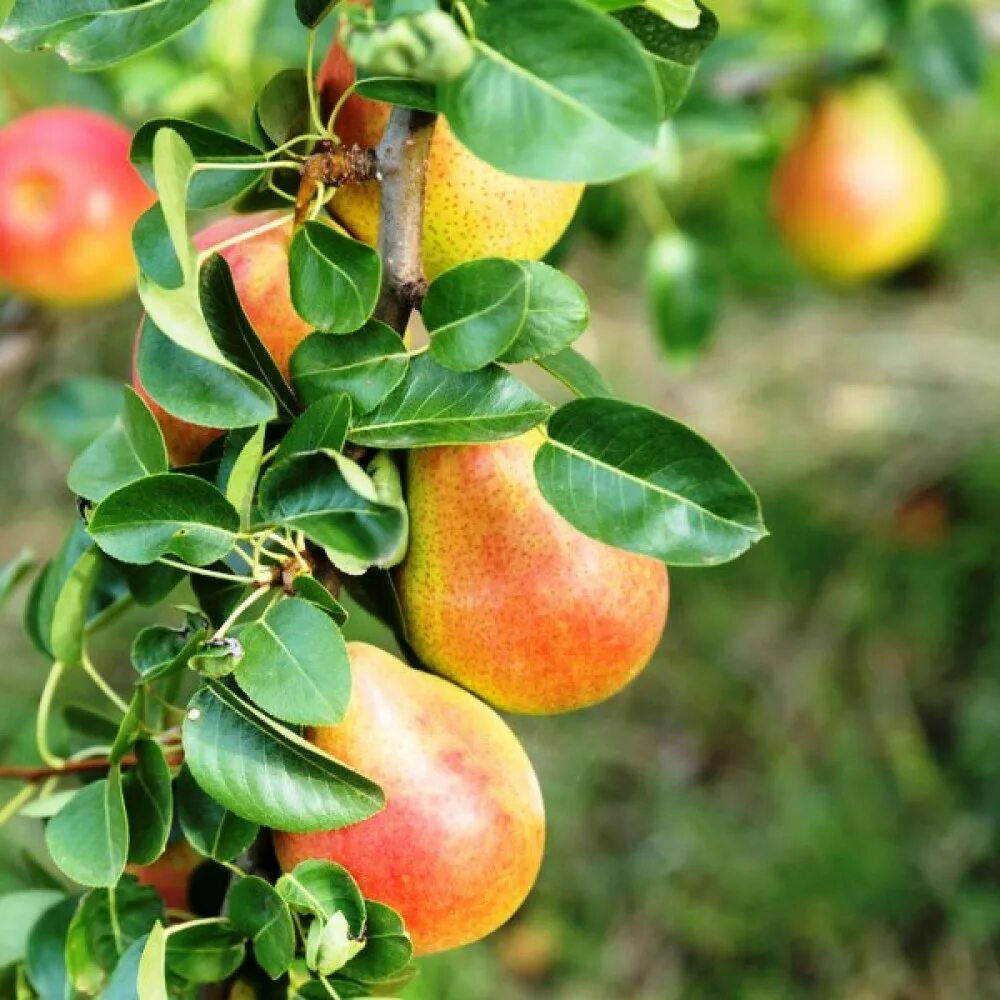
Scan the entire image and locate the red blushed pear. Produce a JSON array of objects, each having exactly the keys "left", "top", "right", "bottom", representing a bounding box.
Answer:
[
  {"left": 772, "top": 78, "right": 948, "bottom": 285},
  {"left": 317, "top": 40, "right": 584, "bottom": 281},
  {"left": 129, "top": 839, "right": 201, "bottom": 912},
  {"left": 0, "top": 107, "right": 154, "bottom": 306},
  {"left": 133, "top": 212, "right": 311, "bottom": 466},
  {"left": 395, "top": 431, "right": 670, "bottom": 715},
  {"left": 273, "top": 643, "right": 546, "bottom": 957}
]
